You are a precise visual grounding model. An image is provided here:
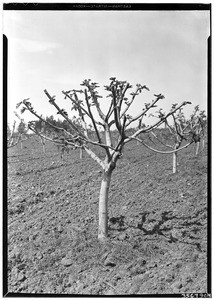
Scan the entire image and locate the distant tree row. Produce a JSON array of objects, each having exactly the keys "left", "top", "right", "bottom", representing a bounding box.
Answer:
[{"left": 7, "top": 113, "right": 29, "bottom": 148}]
